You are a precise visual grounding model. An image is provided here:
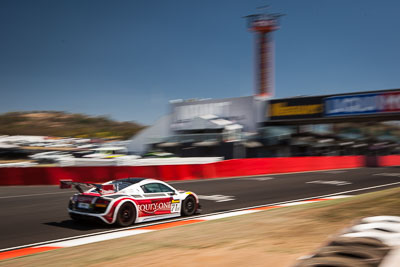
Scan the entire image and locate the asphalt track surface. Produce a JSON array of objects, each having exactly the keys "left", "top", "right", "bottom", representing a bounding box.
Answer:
[{"left": 1, "top": 167, "right": 400, "bottom": 250}]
